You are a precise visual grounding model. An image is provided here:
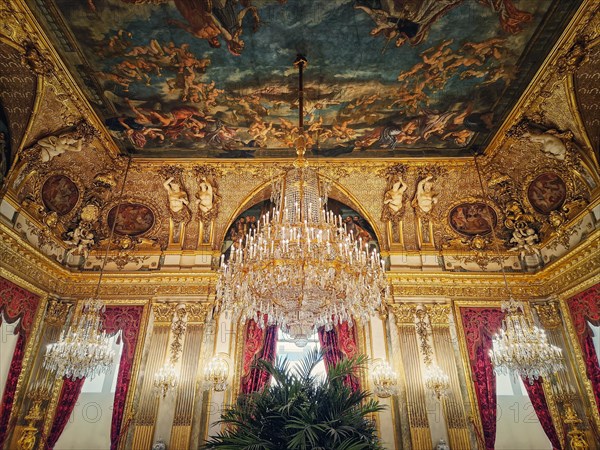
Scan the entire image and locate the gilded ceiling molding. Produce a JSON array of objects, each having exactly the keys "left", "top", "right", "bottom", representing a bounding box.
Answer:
[
  {"left": 1, "top": 214, "right": 599, "bottom": 301},
  {"left": 0, "top": 0, "right": 120, "bottom": 159},
  {"left": 484, "top": 0, "right": 599, "bottom": 162}
]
